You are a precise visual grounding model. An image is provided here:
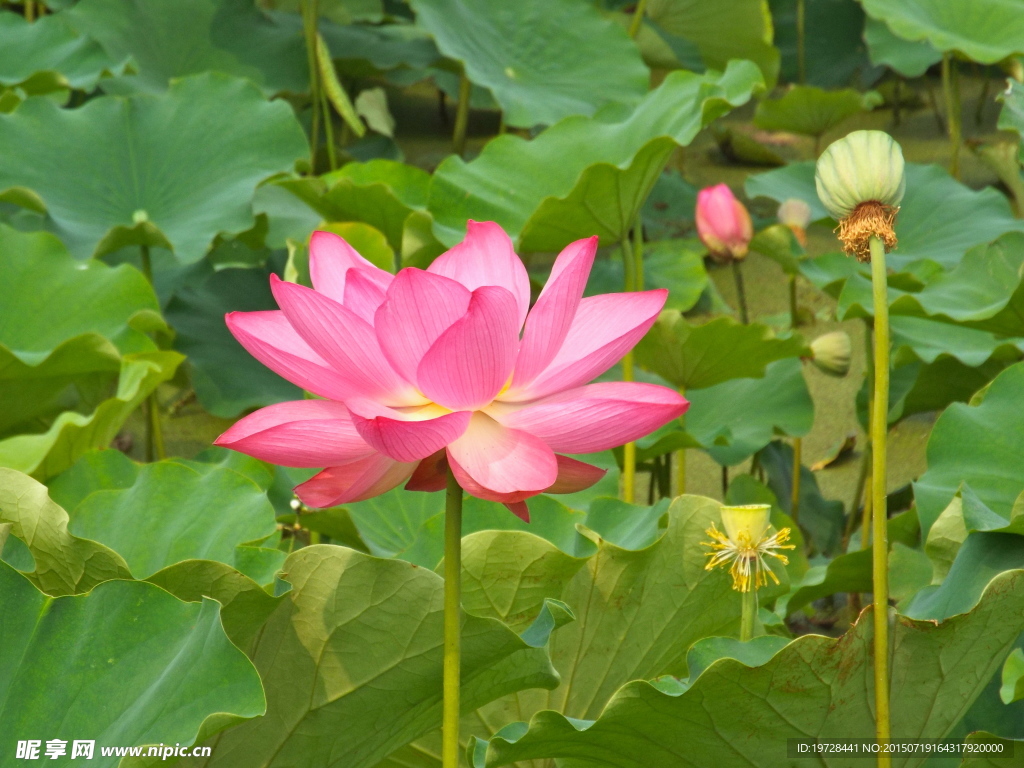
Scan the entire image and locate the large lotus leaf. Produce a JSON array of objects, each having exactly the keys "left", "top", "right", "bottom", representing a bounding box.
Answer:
[
  {"left": 636, "top": 313, "right": 809, "bottom": 391},
  {"left": 684, "top": 357, "right": 814, "bottom": 465},
  {"left": 645, "top": 0, "right": 779, "bottom": 87},
  {"left": 580, "top": 239, "right": 708, "bottom": 313},
  {"left": 0, "top": 73, "right": 307, "bottom": 262},
  {"left": 860, "top": 0, "right": 1024, "bottom": 63},
  {"left": 0, "top": 561, "right": 265, "bottom": 768},
  {"left": 0, "top": 226, "right": 165, "bottom": 434},
  {"left": 864, "top": 16, "right": 942, "bottom": 77},
  {"left": 749, "top": 162, "right": 1024, "bottom": 271},
  {"left": 64, "top": 0, "right": 308, "bottom": 94},
  {"left": 407, "top": 0, "right": 648, "bottom": 128},
  {"left": 0, "top": 349, "right": 182, "bottom": 480},
  {"left": 166, "top": 264, "right": 303, "bottom": 418},
  {"left": 0, "top": 10, "right": 128, "bottom": 94},
  {"left": 68, "top": 459, "right": 281, "bottom": 582},
  {"left": 278, "top": 159, "right": 431, "bottom": 252},
  {"left": 428, "top": 61, "right": 764, "bottom": 248},
  {"left": 0, "top": 468, "right": 130, "bottom": 596},
  {"left": 915, "top": 362, "right": 1024, "bottom": 538},
  {"left": 754, "top": 85, "right": 881, "bottom": 138},
  {"left": 457, "top": 495, "right": 773, "bottom": 730},
  {"left": 485, "top": 570, "right": 1024, "bottom": 768},
  {"left": 190, "top": 545, "right": 561, "bottom": 768},
  {"left": 770, "top": 0, "right": 869, "bottom": 88},
  {"left": 908, "top": 533, "right": 1024, "bottom": 623},
  {"left": 324, "top": 22, "right": 440, "bottom": 74}
]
